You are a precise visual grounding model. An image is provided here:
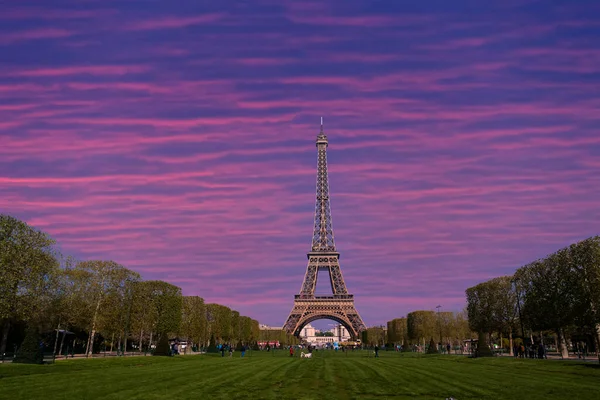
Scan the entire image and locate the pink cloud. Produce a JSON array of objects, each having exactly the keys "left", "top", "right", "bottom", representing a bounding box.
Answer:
[
  {"left": 125, "top": 13, "right": 224, "bottom": 31},
  {"left": 0, "top": 28, "right": 74, "bottom": 44},
  {"left": 0, "top": 8, "right": 117, "bottom": 20},
  {"left": 9, "top": 65, "right": 149, "bottom": 77}
]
